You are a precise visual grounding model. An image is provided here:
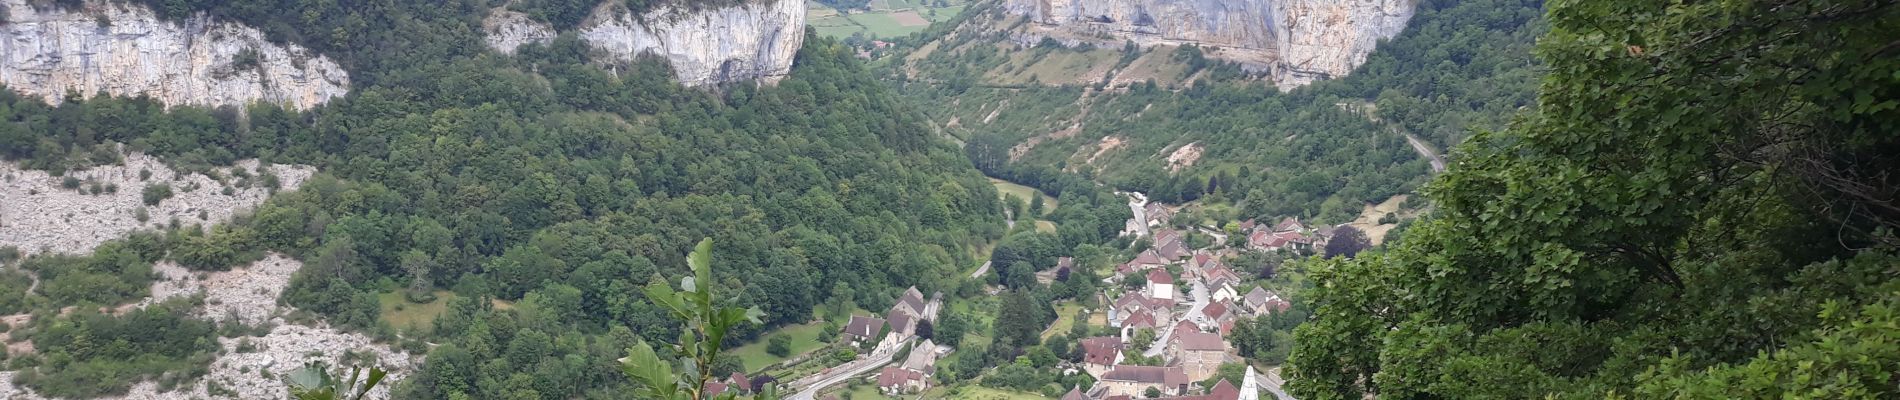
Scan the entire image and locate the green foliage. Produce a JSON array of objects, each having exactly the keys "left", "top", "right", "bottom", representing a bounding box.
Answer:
[
  {"left": 141, "top": 183, "right": 172, "bottom": 206},
  {"left": 622, "top": 238, "right": 778, "bottom": 400},
  {"left": 20, "top": 240, "right": 161, "bottom": 308},
  {"left": 284, "top": 361, "right": 388, "bottom": 400},
  {"left": 901, "top": 0, "right": 1543, "bottom": 220},
  {"left": 1288, "top": 0, "right": 1900, "bottom": 398},
  {"left": 766, "top": 334, "right": 792, "bottom": 357},
  {"left": 13, "top": 300, "right": 218, "bottom": 398}
]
